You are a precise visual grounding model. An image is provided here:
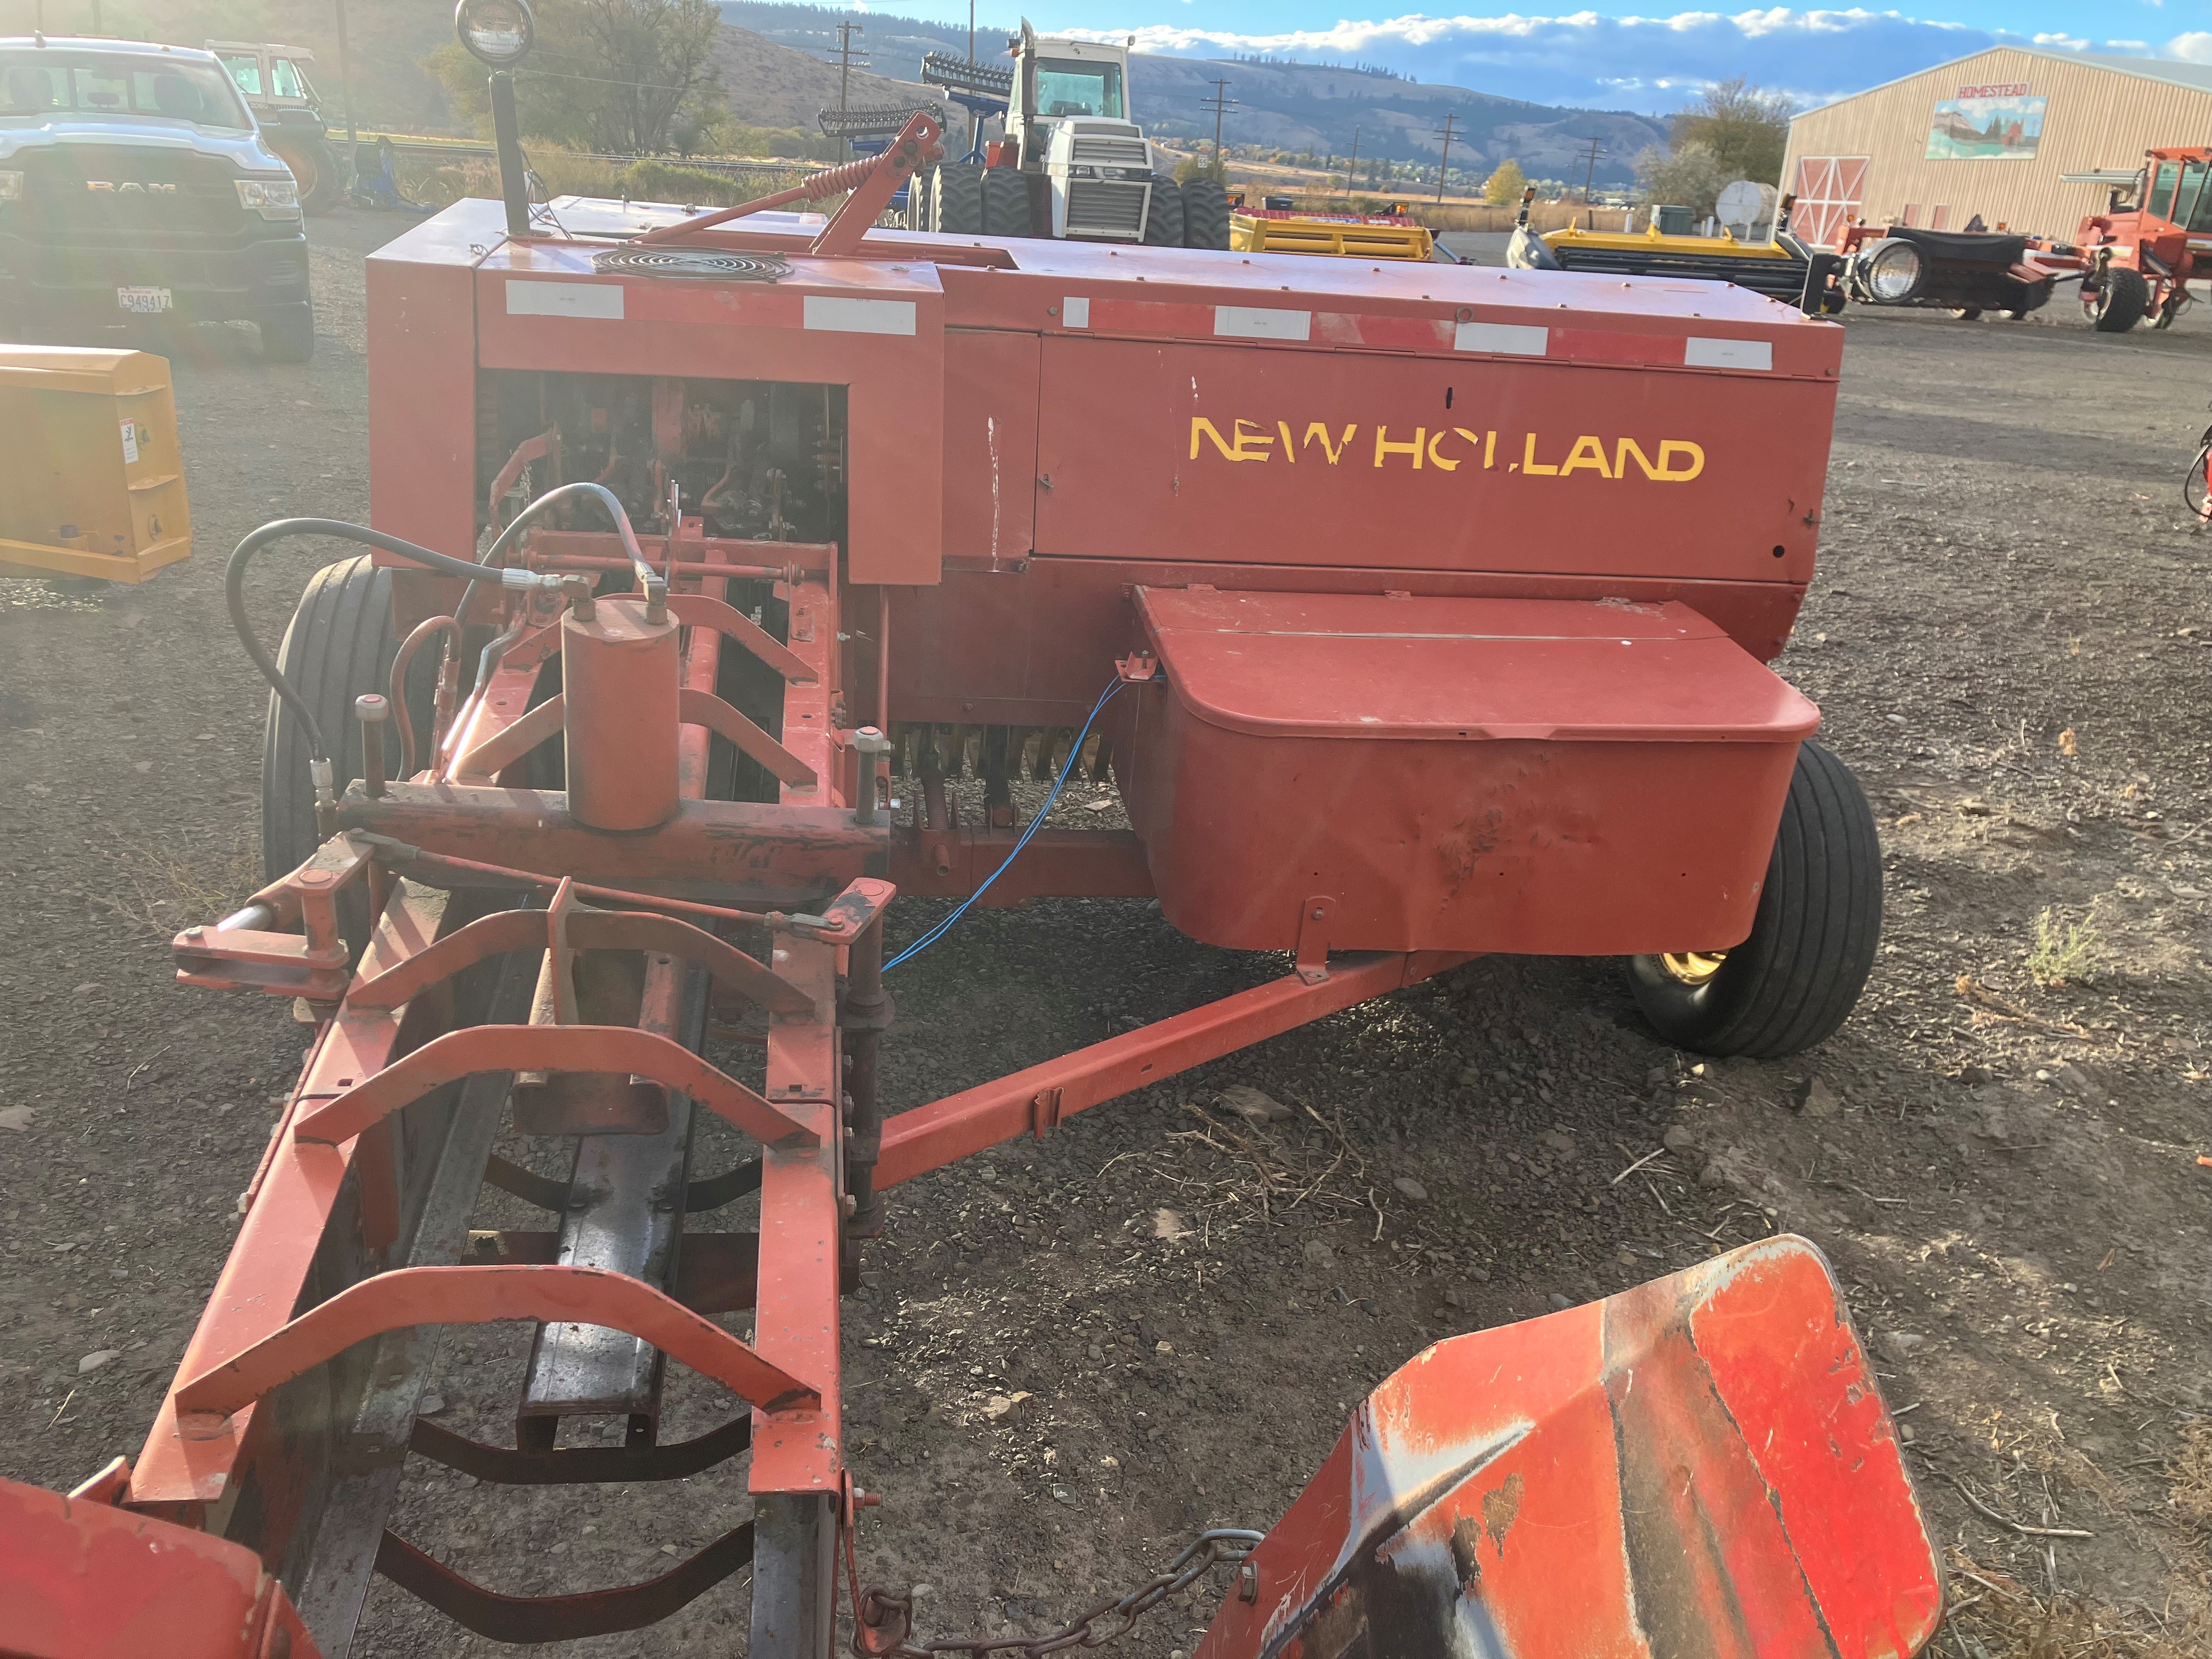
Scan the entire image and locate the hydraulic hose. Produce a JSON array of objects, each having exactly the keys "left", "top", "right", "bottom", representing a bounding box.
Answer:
[{"left": 230, "top": 488, "right": 658, "bottom": 768}]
